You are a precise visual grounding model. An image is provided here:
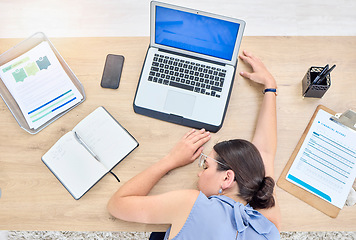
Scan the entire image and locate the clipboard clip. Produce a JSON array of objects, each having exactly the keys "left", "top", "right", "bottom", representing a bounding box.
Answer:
[{"left": 330, "top": 109, "right": 356, "bottom": 131}]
